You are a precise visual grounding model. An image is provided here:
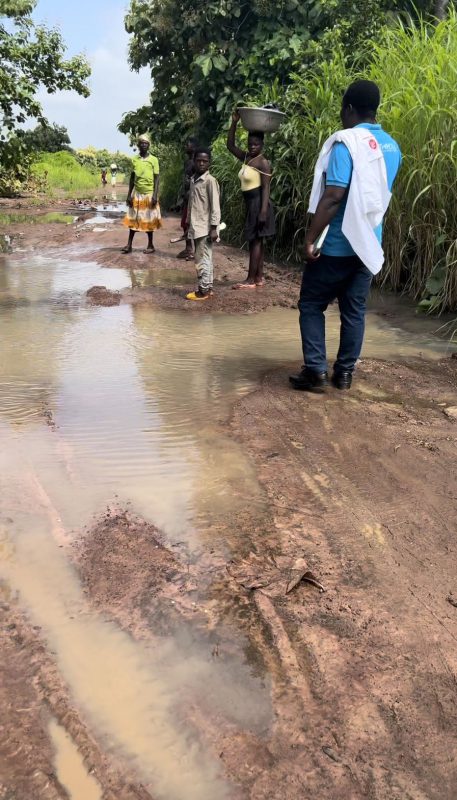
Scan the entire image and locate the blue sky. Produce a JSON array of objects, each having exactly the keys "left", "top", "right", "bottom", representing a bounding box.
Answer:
[{"left": 32, "top": 0, "right": 150, "bottom": 153}]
